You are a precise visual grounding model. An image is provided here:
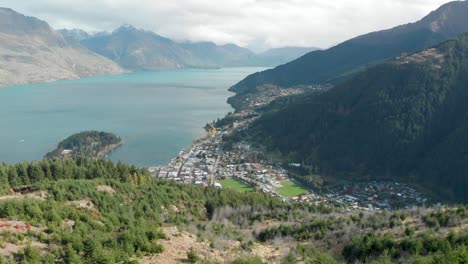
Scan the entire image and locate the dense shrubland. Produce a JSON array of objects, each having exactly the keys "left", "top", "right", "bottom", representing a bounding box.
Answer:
[{"left": 0, "top": 158, "right": 466, "bottom": 263}]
